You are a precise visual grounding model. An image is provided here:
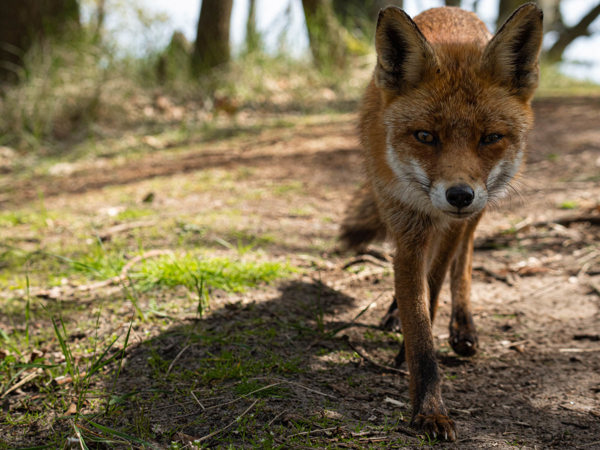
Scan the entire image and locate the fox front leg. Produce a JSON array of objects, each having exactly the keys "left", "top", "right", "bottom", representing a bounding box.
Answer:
[
  {"left": 393, "top": 237, "right": 457, "bottom": 441},
  {"left": 449, "top": 215, "right": 481, "bottom": 356}
]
